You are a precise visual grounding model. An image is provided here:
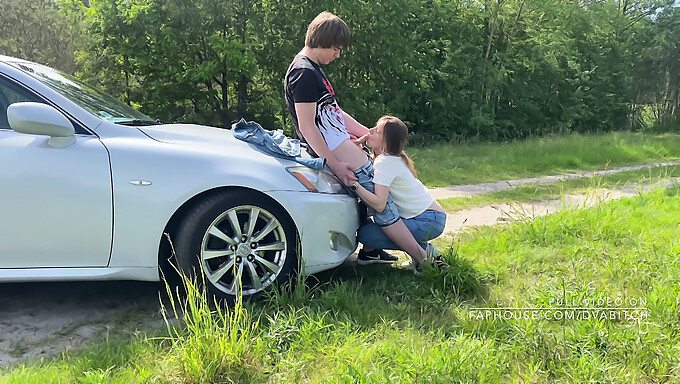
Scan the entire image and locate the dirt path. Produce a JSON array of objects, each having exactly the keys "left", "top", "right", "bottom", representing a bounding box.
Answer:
[
  {"left": 436, "top": 172, "right": 680, "bottom": 234},
  {"left": 428, "top": 160, "right": 680, "bottom": 200},
  {"left": 441, "top": 188, "right": 637, "bottom": 234},
  {"left": 2, "top": 161, "right": 679, "bottom": 367},
  {"left": 0, "top": 281, "right": 165, "bottom": 366}
]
